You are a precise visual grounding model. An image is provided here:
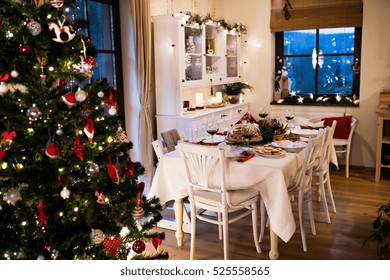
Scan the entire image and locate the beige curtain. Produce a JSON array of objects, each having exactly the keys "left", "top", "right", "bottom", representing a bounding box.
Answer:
[
  {"left": 270, "top": 0, "right": 363, "bottom": 32},
  {"left": 120, "top": 0, "right": 154, "bottom": 190}
]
